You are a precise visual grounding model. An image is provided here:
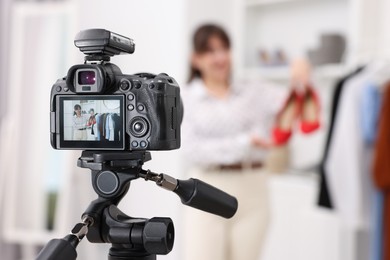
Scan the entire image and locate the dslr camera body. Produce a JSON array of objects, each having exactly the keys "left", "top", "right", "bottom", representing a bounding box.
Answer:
[{"left": 50, "top": 29, "right": 182, "bottom": 151}]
